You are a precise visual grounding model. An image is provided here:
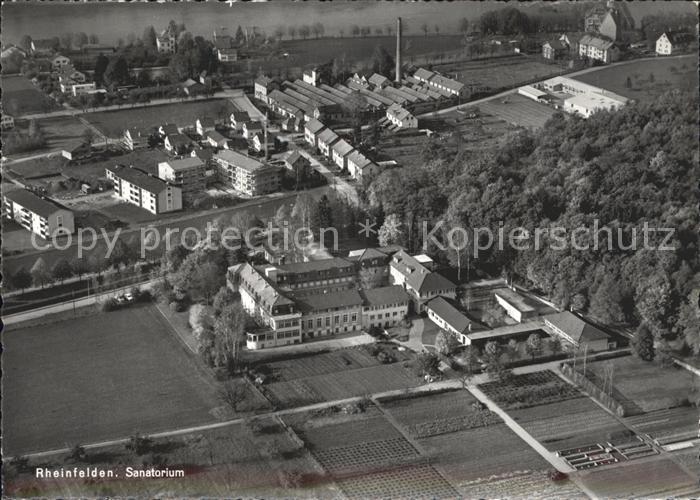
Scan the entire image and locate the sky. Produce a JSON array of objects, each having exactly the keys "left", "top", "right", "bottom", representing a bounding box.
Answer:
[{"left": 2, "top": 1, "right": 697, "bottom": 46}]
